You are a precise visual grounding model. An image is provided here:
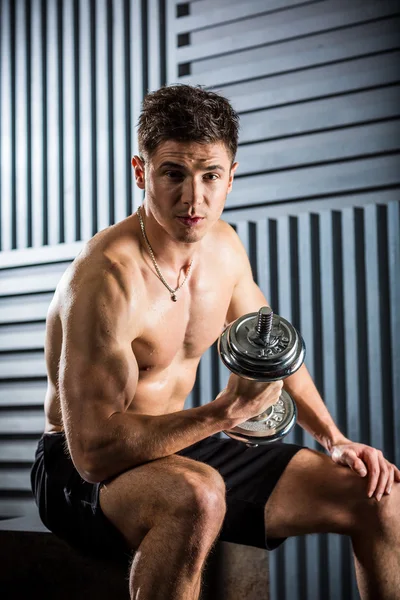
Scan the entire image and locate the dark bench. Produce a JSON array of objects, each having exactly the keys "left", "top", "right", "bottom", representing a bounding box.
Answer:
[{"left": 0, "top": 514, "right": 269, "bottom": 599}]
